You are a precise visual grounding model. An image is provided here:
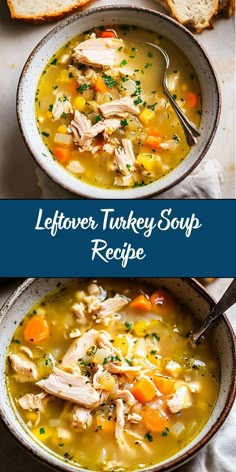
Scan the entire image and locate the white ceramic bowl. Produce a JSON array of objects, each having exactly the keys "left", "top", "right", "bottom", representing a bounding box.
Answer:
[
  {"left": 17, "top": 5, "right": 221, "bottom": 199},
  {"left": 0, "top": 278, "right": 235, "bottom": 472}
]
